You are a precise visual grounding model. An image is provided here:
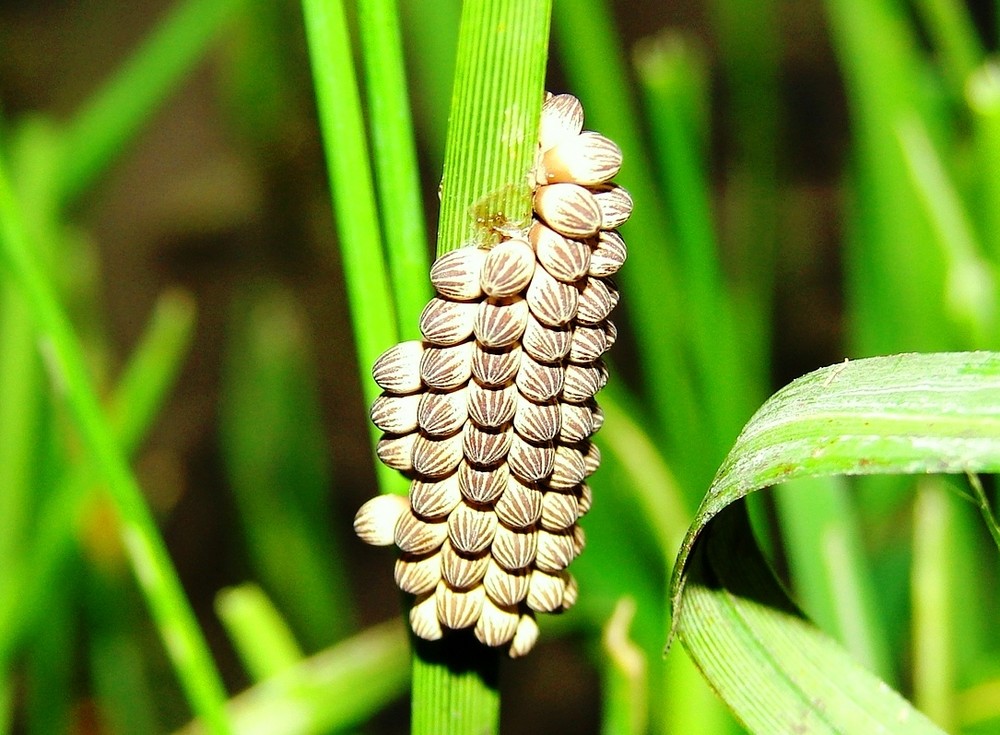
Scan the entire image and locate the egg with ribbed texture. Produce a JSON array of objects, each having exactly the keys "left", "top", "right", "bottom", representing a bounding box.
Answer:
[
  {"left": 440, "top": 540, "right": 490, "bottom": 589},
  {"left": 409, "top": 475, "right": 462, "bottom": 519},
  {"left": 521, "top": 314, "right": 571, "bottom": 364},
  {"left": 436, "top": 581, "right": 485, "bottom": 630},
  {"left": 525, "top": 261, "right": 579, "bottom": 327},
  {"left": 538, "top": 93, "right": 584, "bottom": 151},
  {"left": 394, "top": 552, "right": 442, "bottom": 595},
  {"left": 494, "top": 474, "right": 543, "bottom": 528},
  {"left": 526, "top": 569, "right": 566, "bottom": 612},
  {"left": 393, "top": 510, "right": 448, "bottom": 555},
  {"left": 480, "top": 237, "right": 535, "bottom": 298},
  {"left": 410, "top": 592, "right": 443, "bottom": 641},
  {"left": 474, "top": 598, "right": 520, "bottom": 647},
  {"left": 372, "top": 340, "right": 425, "bottom": 394},
  {"left": 430, "top": 246, "right": 487, "bottom": 301},
  {"left": 538, "top": 131, "right": 623, "bottom": 186},
  {"left": 466, "top": 381, "right": 517, "bottom": 428},
  {"left": 589, "top": 230, "right": 627, "bottom": 278},
  {"left": 533, "top": 183, "right": 602, "bottom": 238},
  {"left": 530, "top": 221, "right": 590, "bottom": 283},
  {"left": 470, "top": 344, "right": 522, "bottom": 387},
  {"left": 419, "top": 297, "right": 478, "bottom": 346},
  {"left": 483, "top": 559, "right": 530, "bottom": 606},
  {"left": 462, "top": 423, "right": 513, "bottom": 467},
  {"left": 458, "top": 463, "right": 509, "bottom": 504},
  {"left": 474, "top": 297, "right": 530, "bottom": 348},
  {"left": 513, "top": 396, "right": 561, "bottom": 443},
  {"left": 370, "top": 392, "right": 422, "bottom": 434},
  {"left": 411, "top": 432, "right": 464, "bottom": 479},
  {"left": 355, "top": 91, "right": 626, "bottom": 658},
  {"left": 508, "top": 614, "right": 540, "bottom": 659},
  {"left": 354, "top": 494, "right": 409, "bottom": 547},
  {"left": 447, "top": 501, "right": 498, "bottom": 555},
  {"left": 592, "top": 183, "right": 633, "bottom": 229},
  {"left": 417, "top": 388, "right": 469, "bottom": 437},
  {"left": 540, "top": 490, "right": 579, "bottom": 532},
  {"left": 419, "top": 341, "right": 475, "bottom": 391},
  {"left": 490, "top": 521, "right": 538, "bottom": 571}
]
